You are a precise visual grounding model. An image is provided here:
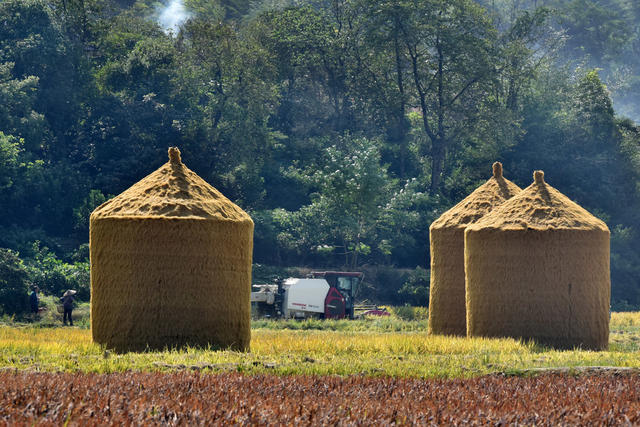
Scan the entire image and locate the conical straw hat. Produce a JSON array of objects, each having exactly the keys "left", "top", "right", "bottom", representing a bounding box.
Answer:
[
  {"left": 90, "top": 147, "right": 253, "bottom": 352},
  {"left": 465, "top": 170, "right": 610, "bottom": 350},
  {"left": 428, "top": 162, "right": 521, "bottom": 336}
]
